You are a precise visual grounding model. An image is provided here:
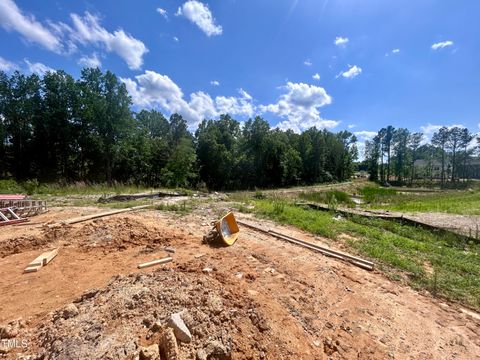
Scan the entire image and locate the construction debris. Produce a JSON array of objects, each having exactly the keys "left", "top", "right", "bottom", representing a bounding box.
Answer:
[
  {"left": 0, "top": 207, "right": 28, "bottom": 226},
  {"left": 167, "top": 312, "right": 192, "bottom": 343},
  {"left": 137, "top": 256, "right": 173, "bottom": 269},
  {"left": 164, "top": 246, "right": 176, "bottom": 253},
  {"left": 24, "top": 248, "right": 59, "bottom": 273},
  {"left": 237, "top": 220, "right": 374, "bottom": 271},
  {"left": 203, "top": 211, "right": 240, "bottom": 246}
]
